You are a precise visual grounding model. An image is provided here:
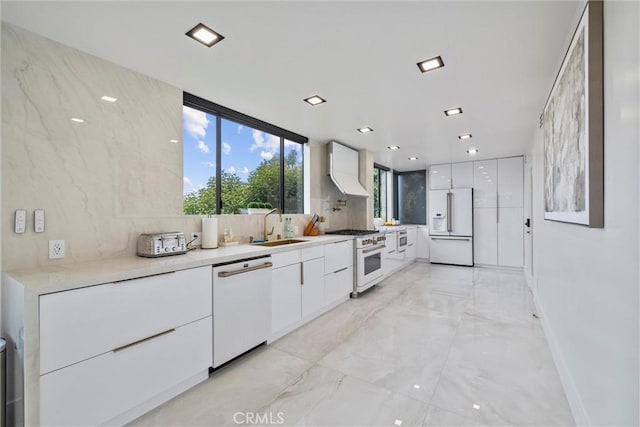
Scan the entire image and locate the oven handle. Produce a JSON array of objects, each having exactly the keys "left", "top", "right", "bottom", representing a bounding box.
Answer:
[{"left": 362, "top": 244, "right": 385, "bottom": 254}]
